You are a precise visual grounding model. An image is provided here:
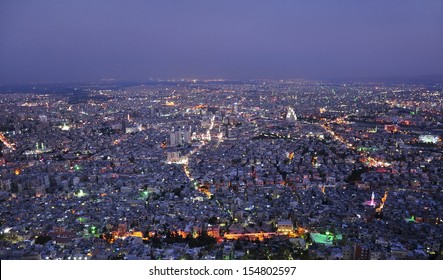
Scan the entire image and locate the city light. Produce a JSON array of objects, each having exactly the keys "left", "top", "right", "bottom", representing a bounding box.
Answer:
[
  {"left": 0, "top": 79, "right": 441, "bottom": 261},
  {"left": 0, "top": 132, "right": 16, "bottom": 150}
]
